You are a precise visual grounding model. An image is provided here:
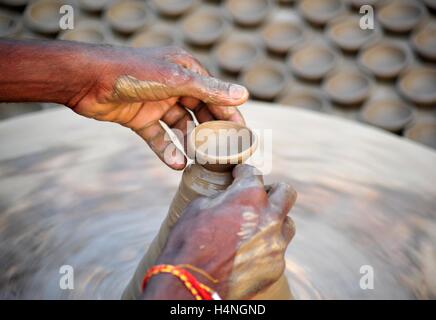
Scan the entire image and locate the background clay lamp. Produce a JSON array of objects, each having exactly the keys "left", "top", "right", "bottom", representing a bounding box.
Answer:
[
  {"left": 360, "top": 98, "right": 414, "bottom": 133},
  {"left": 23, "top": 0, "right": 64, "bottom": 35},
  {"left": 59, "top": 20, "right": 108, "bottom": 44},
  {"left": 0, "top": 0, "right": 29, "bottom": 7},
  {"left": 358, "top": 41, "right": 410, "bottom": 80},
  {"left": 346, "top": 0, "right": 382, "bottom": 10},
  {"left": 288, "top": 43, "right": 337, "bottom": 82},
  {"left": 423, "top": 0, "right": 436, "bottom": 13},
  {"left": 225, "top": 0, "right": 271, "bottom": 27},
  {"left": 261, "top": 20, "right": 304, "bottom": 55},
  {"left": 0, "top": 11, "right": 21, "bottom": 37},
  {"left": 377, "top": 0, "right": 426, "bottom": 34},
  {"left": 129, "top": 26, "right": 176, "bottom": 48},
  {"left": 150, "top": 0, "right": 196, "bottom": 18},
  {"left": 278, "top": 88, "right": 328, "bottom": 112},
  {"left": 78, "top": 0, "right": 111, "bottom": 14},
  {"left": 182, "top": 7, "right": 227, "bottom": 47},
  {"left": 411, "top": 23, "right": 436, "bottom": 62},
  {"left": 323, "top": 70, "right": 371, "bottom": 106},
  {"left": 405, "top": 122, "right": 436, "bottom": 149},
  {"left": 298, "top": 0, "right": 345, "bottom": 27},
  {"left": 397, "top": 67, "right": 436, "bottom": 106},
  {"left": 240, "top": 60, "right": 288, "bottom": 101},
  {"left": 105, "top": 0, "right": 148, "bottom": 35},
  {"left": 214, "top": 35, "right": 261, "bottom": 74},
  {"left": 326, "top": 16, "right": 379, "bottom": 53}
]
